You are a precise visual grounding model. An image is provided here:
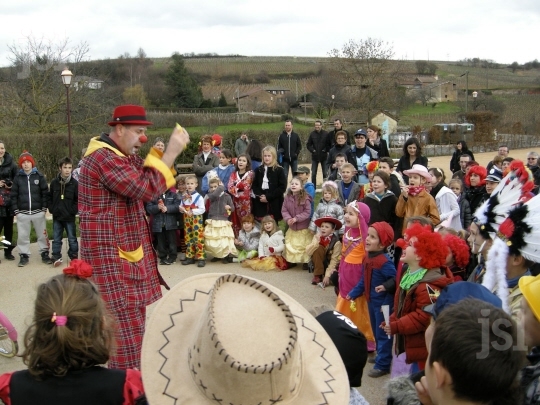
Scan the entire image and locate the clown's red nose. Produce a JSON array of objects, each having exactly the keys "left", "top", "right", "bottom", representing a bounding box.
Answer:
[{"left": 139, "top": 135, "right": 148, "bottom": 144}]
